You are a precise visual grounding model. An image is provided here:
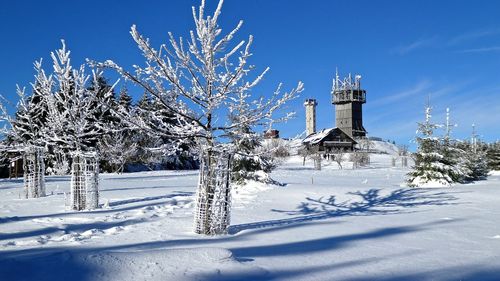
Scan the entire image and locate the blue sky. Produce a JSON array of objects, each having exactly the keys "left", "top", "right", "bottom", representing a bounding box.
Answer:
[{"left": 1, "top": 0, "right": 499, "bottom": 148}]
